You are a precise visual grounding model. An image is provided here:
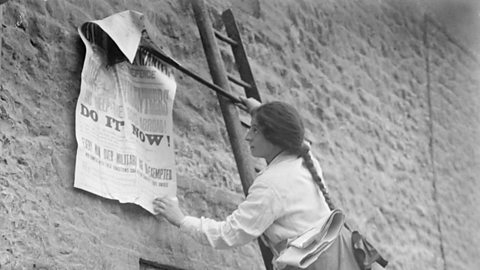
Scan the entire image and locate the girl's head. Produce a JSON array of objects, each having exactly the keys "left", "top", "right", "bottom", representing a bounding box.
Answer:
[
  {"left": 245, "top": 101, "right": 306, "bottom": 162},
  {"left": 245, "top": 100, "right": 334, "bottom": 209}
]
